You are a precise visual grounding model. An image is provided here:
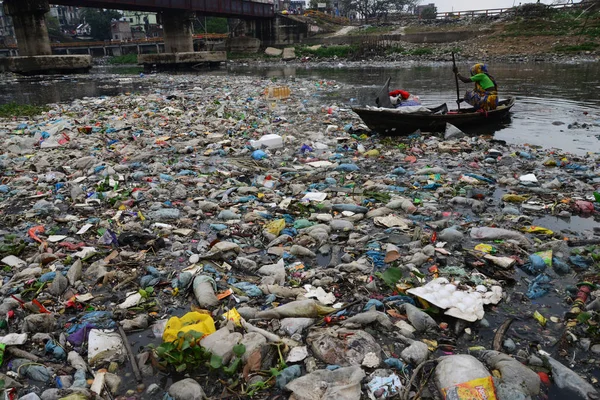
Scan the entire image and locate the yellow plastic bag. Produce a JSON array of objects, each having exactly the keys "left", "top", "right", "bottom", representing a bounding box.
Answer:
[
  {"left": 533, "top": 310, "right": 547, "bottom": 327},
  {"left": 474, "top": 244, "right": 495, "bottom": 254},
  {"left": 442, "top": 376, "right": 497, "bottom": 400},
  {"left": 265, "top": 86, "right": 291, "bottom": 100},
  {"left": 520, "top": 226, "right": 554, "bottom": 235},
  {"left": 222, "top": 308, "right": 242, "bottom": 327},
  {"left": 265, "top": 219, "right": 286, "bottom": 236},
  {"left": 534, "top": 250, "right": 553, "bottom": 267},
  {"left": 363, "top": 149, "right": 380, "bottom": 158},
  {"left": 502, "top": 194, "right": 528, "bottom": 203},
  {"left": 162, "top": 312, "right": 216, "bottom": 343}
]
